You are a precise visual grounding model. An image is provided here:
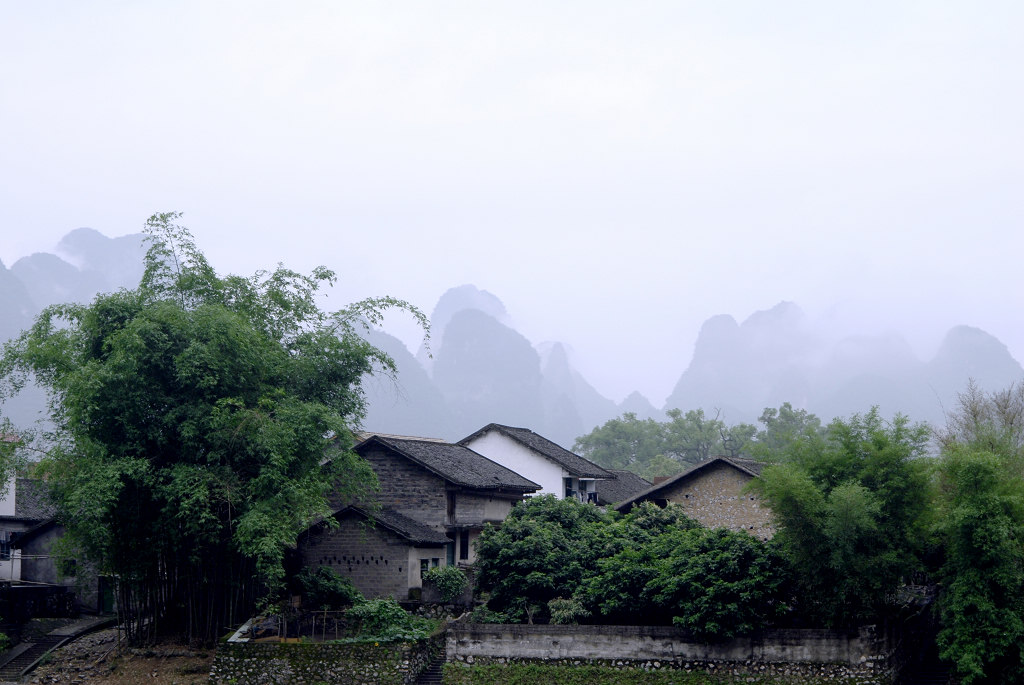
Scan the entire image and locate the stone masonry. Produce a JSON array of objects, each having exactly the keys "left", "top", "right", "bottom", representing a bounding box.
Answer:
[{"left": 656, "top": 461, "right": 775, "bottom": 539}]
